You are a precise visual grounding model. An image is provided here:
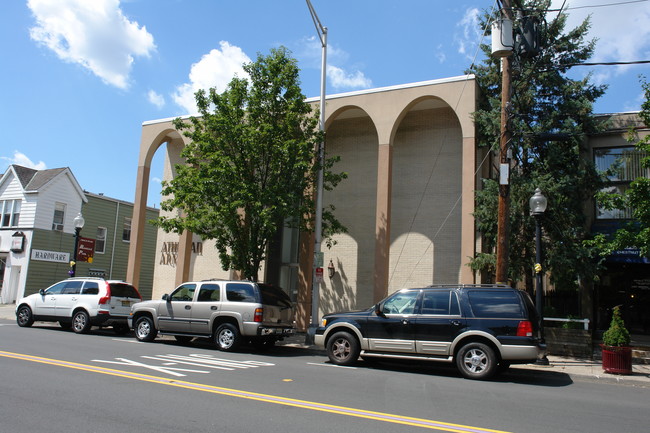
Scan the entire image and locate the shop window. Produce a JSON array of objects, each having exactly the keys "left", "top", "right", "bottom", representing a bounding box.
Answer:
[
  {"left": 1, "top": 199, "right": 21, "bottom": 227},
  {"left": 96, "top": 227, "right": 107, "bottom": 254},
  {"left": 52, "top": 202, "right": 66, "bottom": 231},
  {"left": 594, "top": 147, "right": 649, "bottom": 220},
  {"left": 122, "top": 217, "right": 131, "bottom": 242}
]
